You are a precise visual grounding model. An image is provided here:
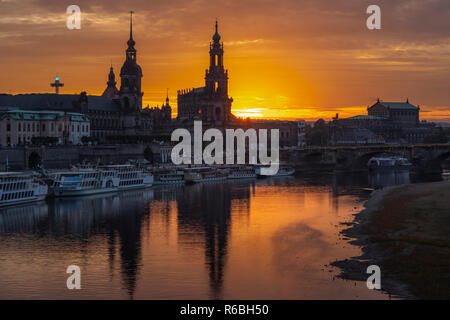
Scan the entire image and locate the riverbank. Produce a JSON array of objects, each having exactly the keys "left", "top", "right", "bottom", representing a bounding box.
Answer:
[{"left": 333, "top": 180, "right": 450, "bottom": 299}]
